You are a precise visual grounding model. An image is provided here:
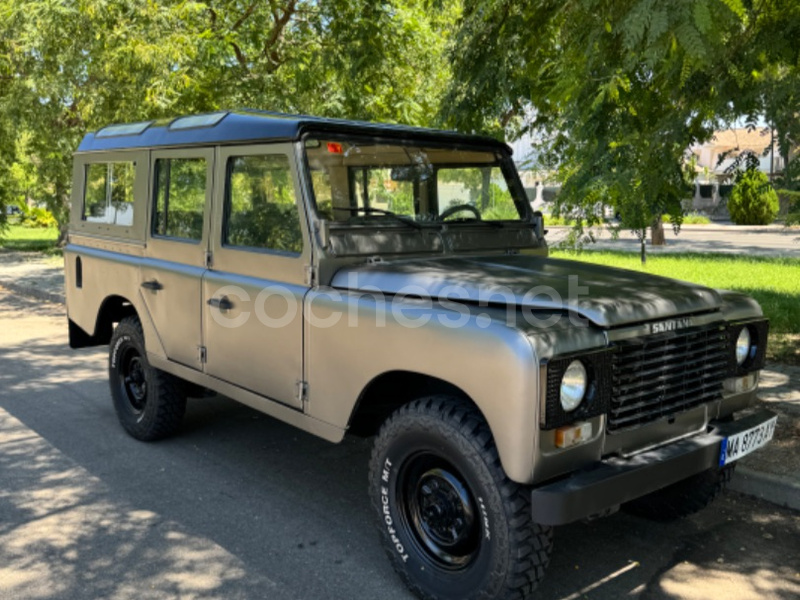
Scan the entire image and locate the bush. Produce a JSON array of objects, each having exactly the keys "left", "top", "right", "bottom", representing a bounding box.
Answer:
[
  {"left": 18, "top": 205, "right": 57, "bottom": 228},
  {"left": 727, "top": 169, "right": 779, "bottom": 225}
]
